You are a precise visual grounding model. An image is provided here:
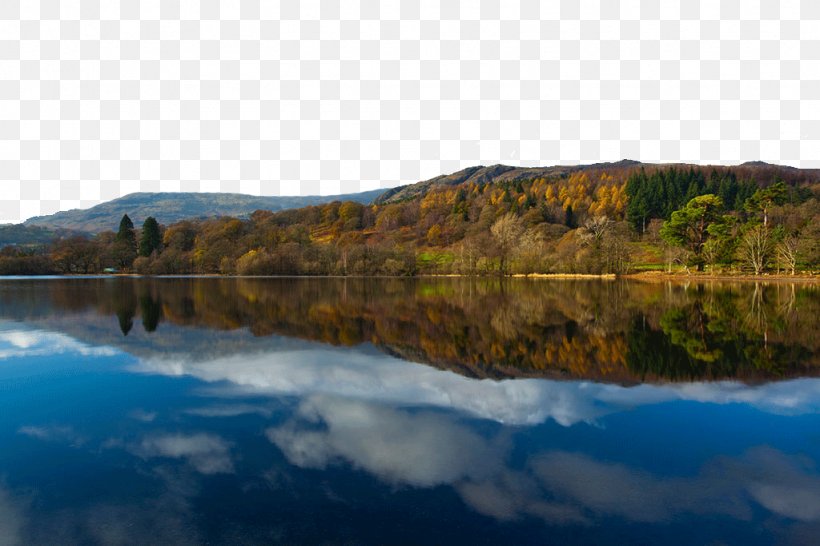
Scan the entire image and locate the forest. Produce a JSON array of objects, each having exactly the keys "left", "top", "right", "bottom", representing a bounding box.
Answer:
[{"left": 1, "top": 164, "right": 818, "bottom": 276}]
